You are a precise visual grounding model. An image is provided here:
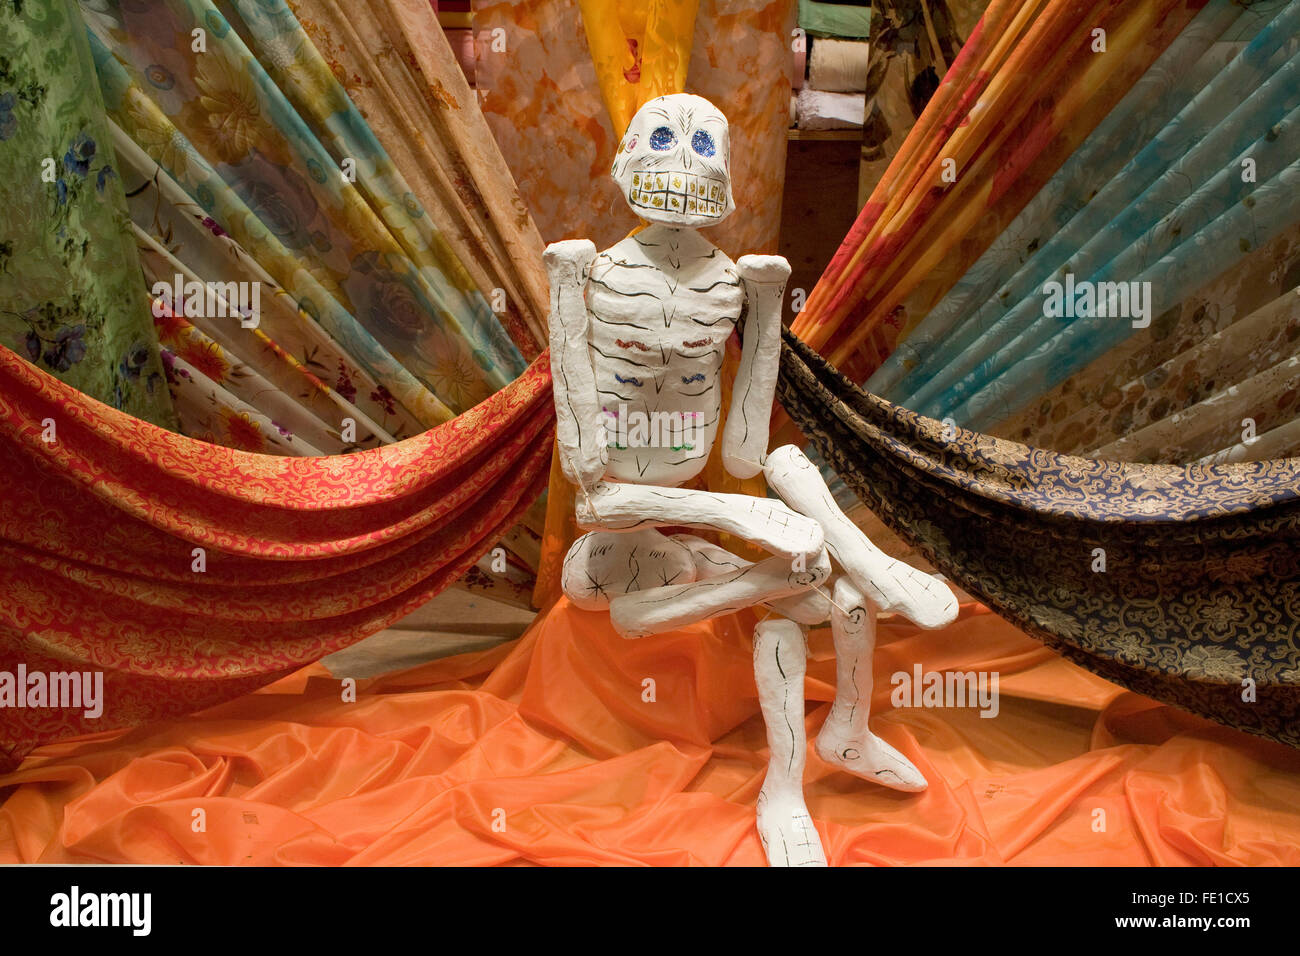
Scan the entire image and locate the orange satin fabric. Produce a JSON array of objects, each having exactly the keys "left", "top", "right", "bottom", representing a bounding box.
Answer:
[{"left": 4, "top": 598, "right": 1298, "bottom": 865}]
